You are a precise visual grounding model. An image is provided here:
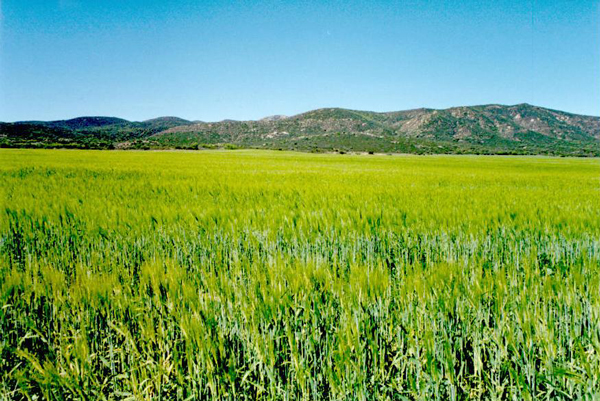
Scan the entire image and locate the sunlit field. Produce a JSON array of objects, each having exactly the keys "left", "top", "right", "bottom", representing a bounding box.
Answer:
[{"left": 1, "top": 149, "right": 599, "bottom": 400}]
